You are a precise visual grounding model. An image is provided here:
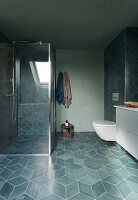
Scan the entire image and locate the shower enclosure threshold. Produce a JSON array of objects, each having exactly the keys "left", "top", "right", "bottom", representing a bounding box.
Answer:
[
  {"left": 0, "top": 135, "right": 49, "bottom": 155},
  {"left": 0, "top": 154, "right": 49, "bottom": 156}
]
